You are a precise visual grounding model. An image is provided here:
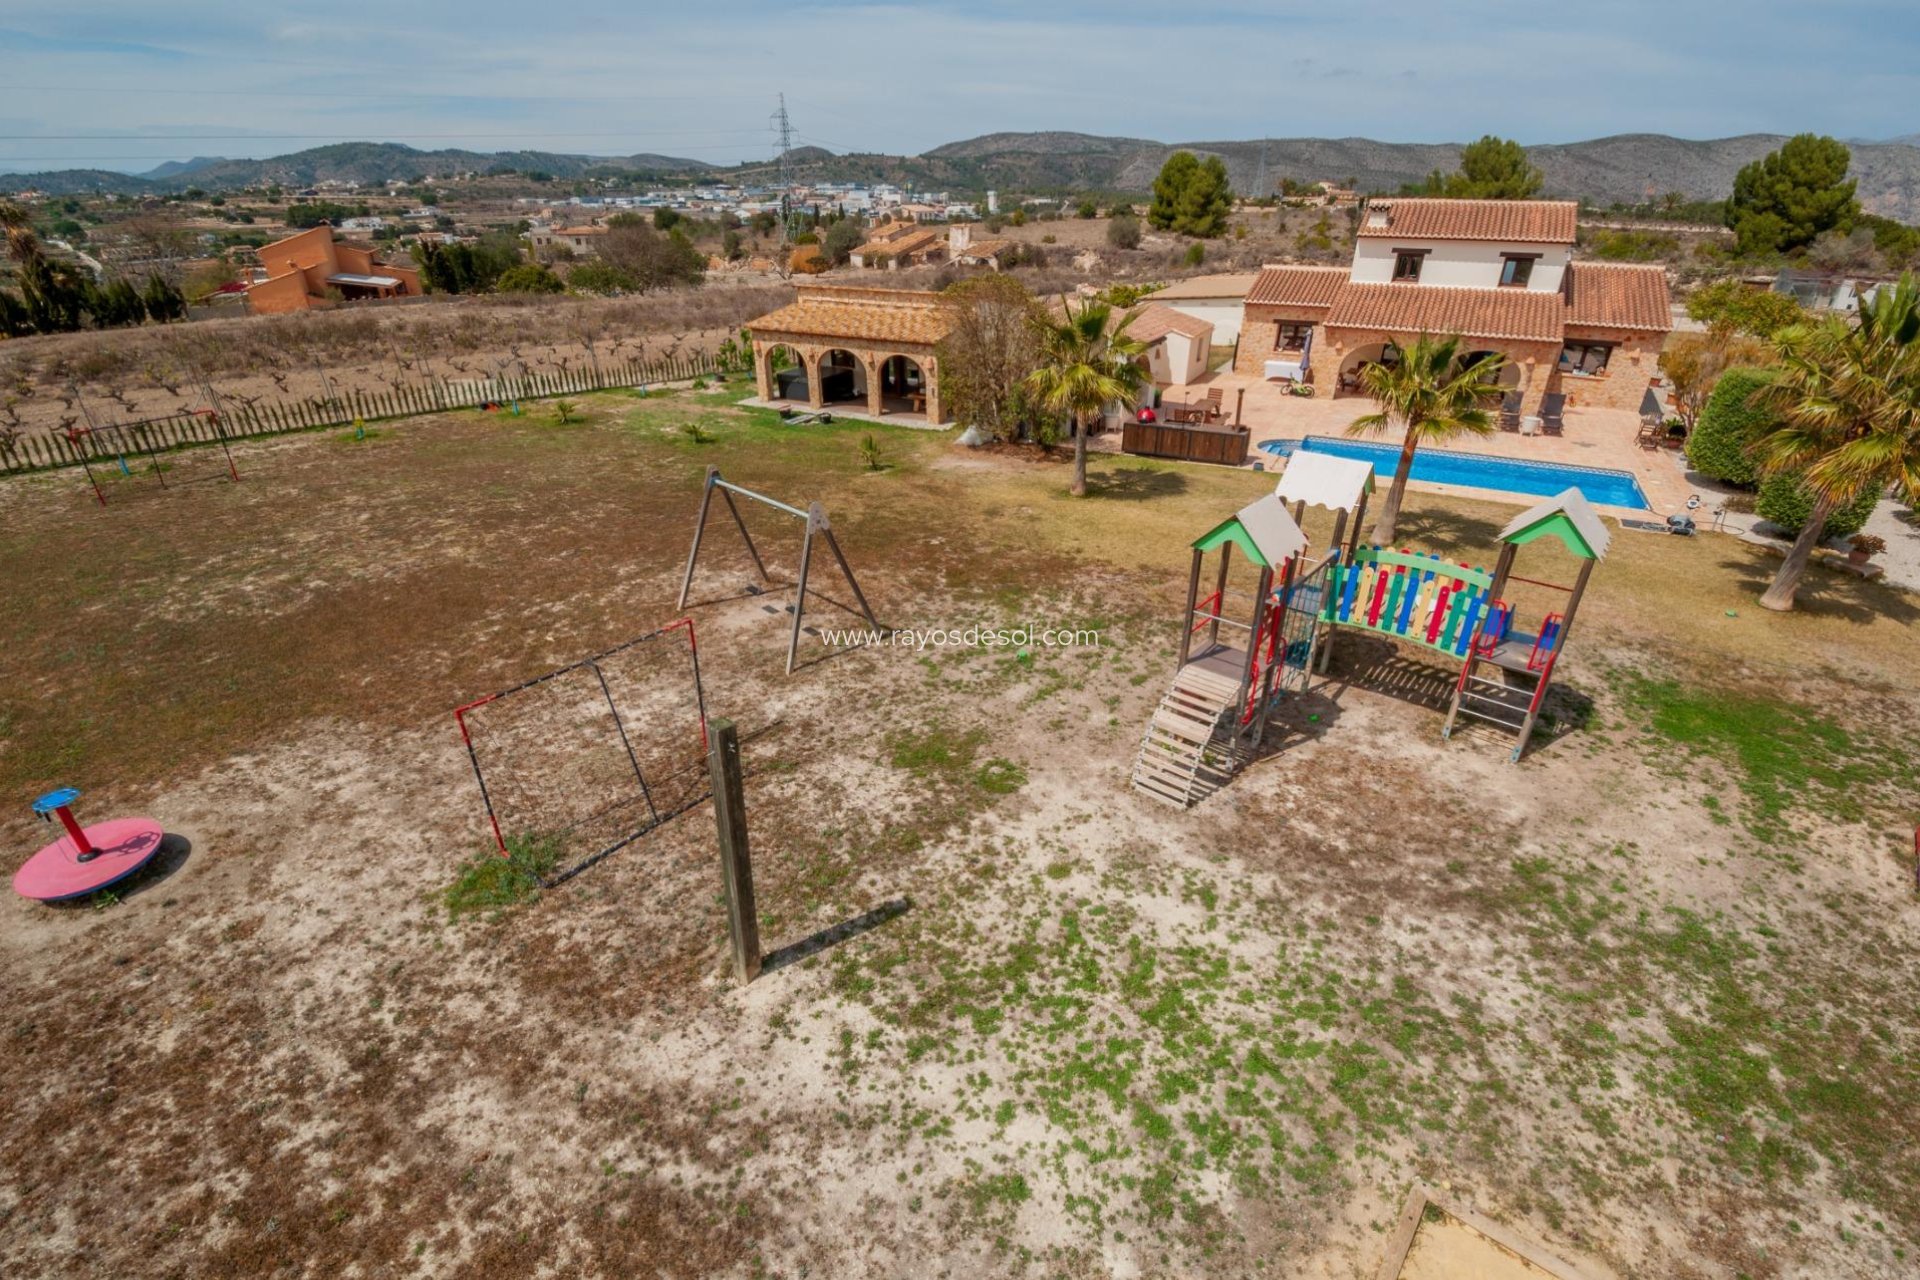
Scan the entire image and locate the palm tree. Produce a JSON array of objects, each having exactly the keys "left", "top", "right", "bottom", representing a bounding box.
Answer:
[
  {"left": 1024, "top": 300, "right": 1145, "bottom": 497},
  {"left": 1346, "top": 335, "right": 1508, "bottom": 544},
  {"left": 1750, "top": 274, "right": 1920, "bottom": 612}
]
